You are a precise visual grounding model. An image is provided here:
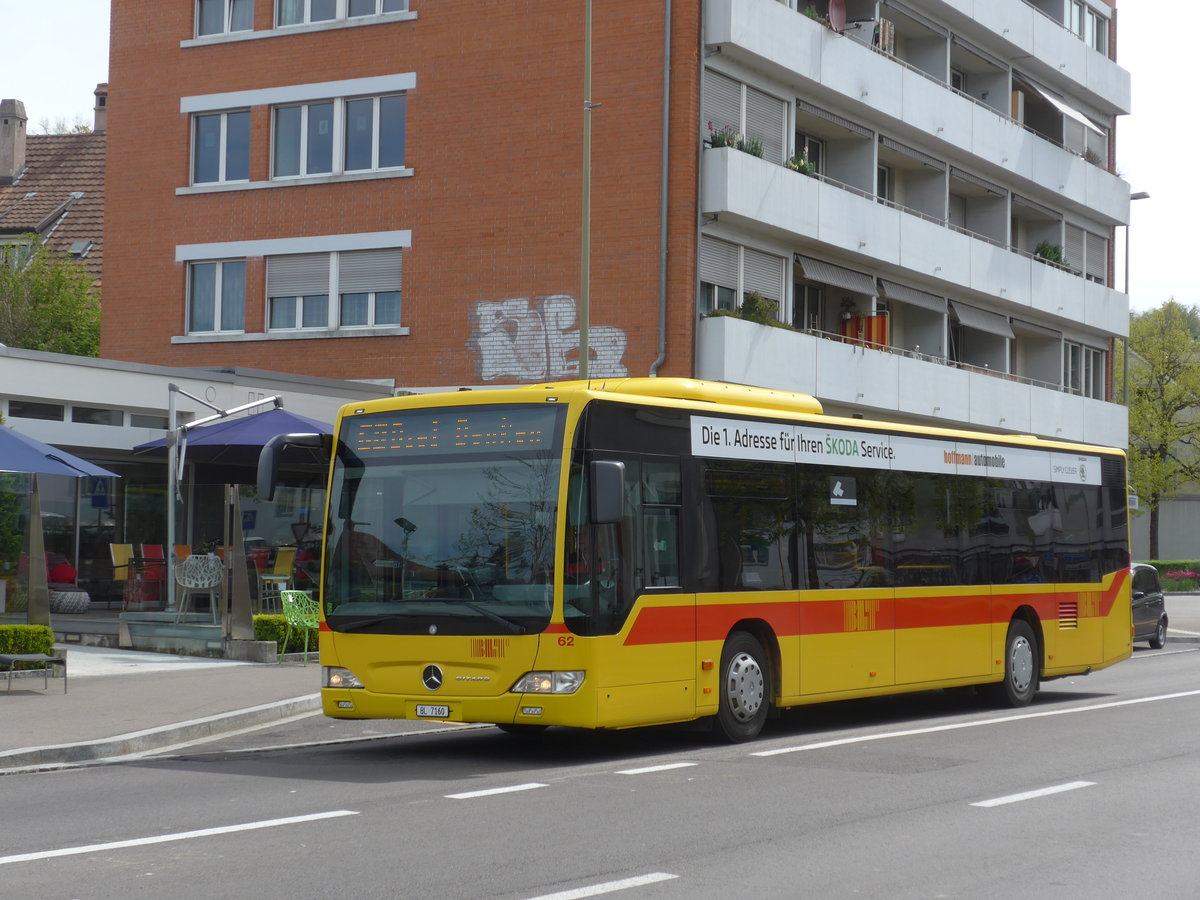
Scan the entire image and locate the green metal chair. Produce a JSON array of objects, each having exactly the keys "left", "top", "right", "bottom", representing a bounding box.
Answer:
[{"left": 279, "top": 589, "right": 320, "bottom": 665}]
